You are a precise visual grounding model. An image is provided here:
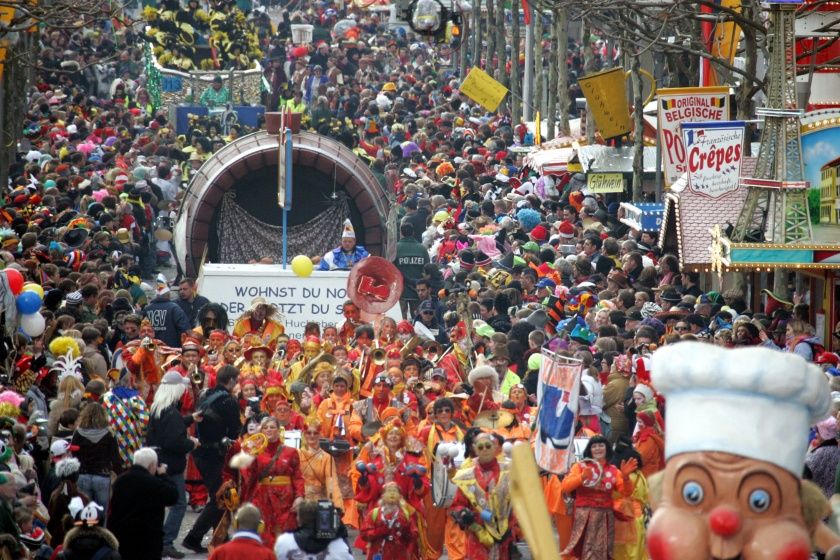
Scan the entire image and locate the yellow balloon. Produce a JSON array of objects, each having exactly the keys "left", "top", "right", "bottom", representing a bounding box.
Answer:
[
  {"left": 22, "top": 283, "right": 44, "bottom": 299},
  {"left": 291, "top": 255, "right": 314, "bottom": 277}
]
